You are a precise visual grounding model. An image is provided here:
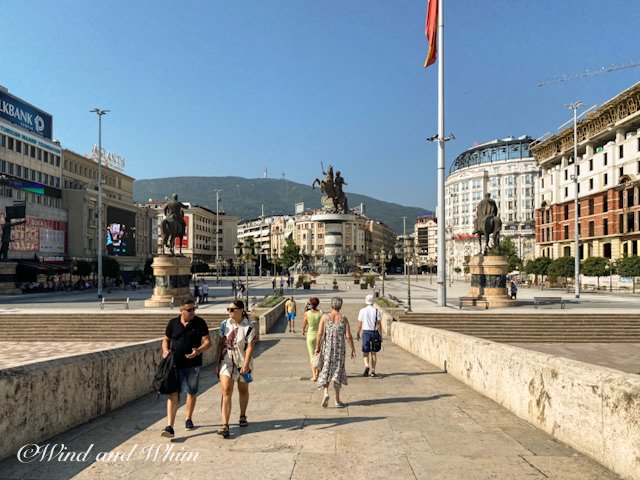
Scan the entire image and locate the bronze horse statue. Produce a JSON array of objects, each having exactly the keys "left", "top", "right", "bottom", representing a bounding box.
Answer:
[
  {"left": 161, "top": 216, "right": 184, "bottom": 256},
  {"left": 476, "top": 215, "right": 502, "bottom": 255},
  {"left": 312, "top": 165, "right": 348, "bottom": 213}
]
